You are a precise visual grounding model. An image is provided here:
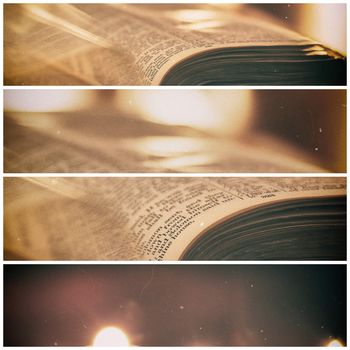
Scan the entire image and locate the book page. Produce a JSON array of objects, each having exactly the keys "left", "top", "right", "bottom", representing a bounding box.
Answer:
[
  {"left": 4, "top": 177, "right": 345, "bottom": 260},
  {"left": 4, "top": 111, "right": 325, "bottom": 173},
  {"left": 5, "top": 4, "right": 313, "bottom": 85}
]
